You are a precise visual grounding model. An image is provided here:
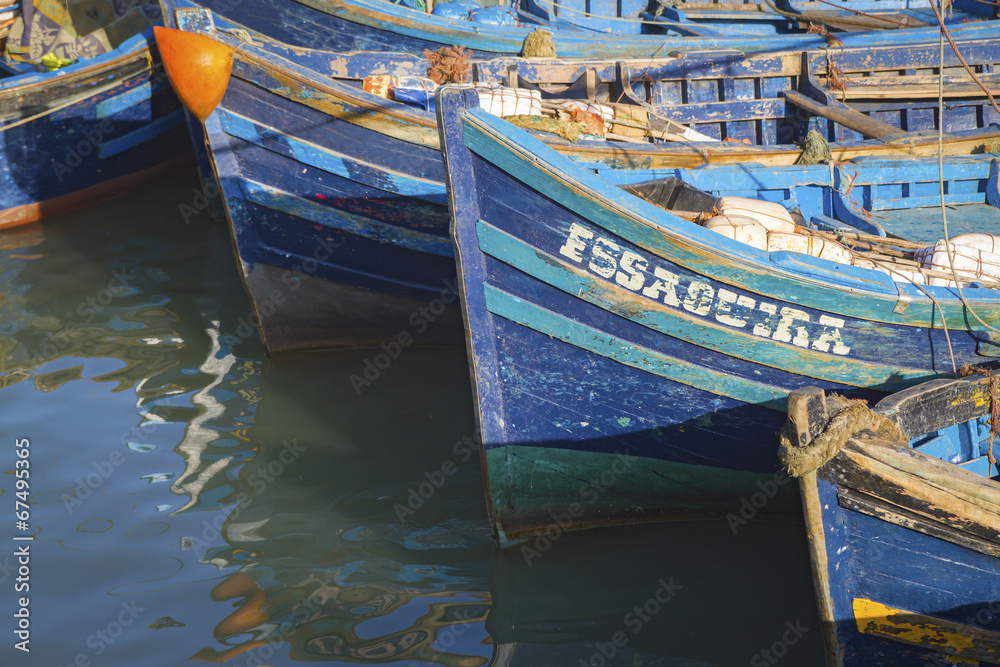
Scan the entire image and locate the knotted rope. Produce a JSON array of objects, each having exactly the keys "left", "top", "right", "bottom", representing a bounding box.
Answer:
[{"left": 779, "top": 397, "right": 905, "bottom": 477}]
